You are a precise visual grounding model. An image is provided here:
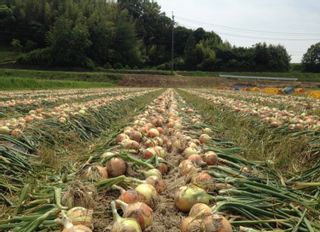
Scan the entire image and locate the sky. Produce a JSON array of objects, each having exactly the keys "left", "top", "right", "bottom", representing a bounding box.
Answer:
[{"left": 156, "top": 0, "right": 320, "bottom": 63}]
